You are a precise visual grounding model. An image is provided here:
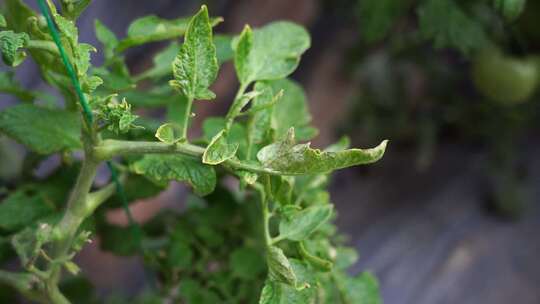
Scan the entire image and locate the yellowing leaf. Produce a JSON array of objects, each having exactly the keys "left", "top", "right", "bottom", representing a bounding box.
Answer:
[
  {"left": 202, "top": 130, "right": 239, "bottom": 165},
  {"left": 257, "top": 129, "right": 388, "bottom": 175}
]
